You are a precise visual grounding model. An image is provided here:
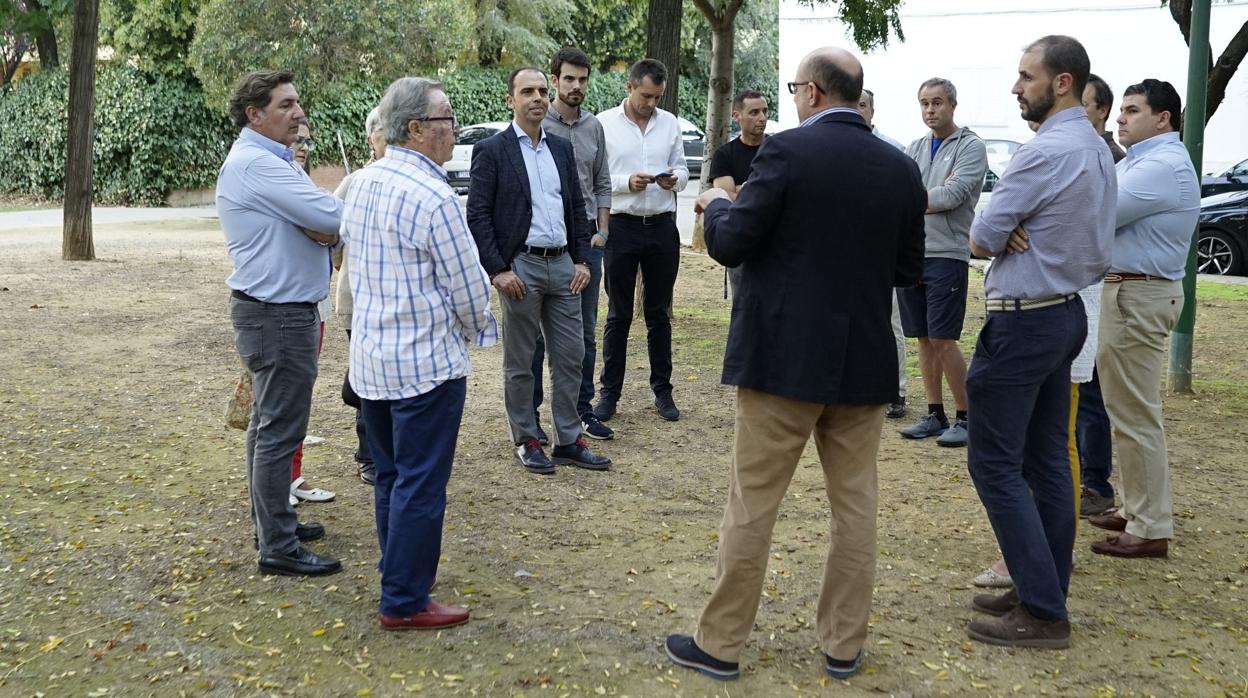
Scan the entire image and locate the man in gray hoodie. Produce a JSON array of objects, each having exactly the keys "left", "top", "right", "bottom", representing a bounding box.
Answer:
[{"left": 898, "top": 77, "right": 988, "bottom": 447}]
